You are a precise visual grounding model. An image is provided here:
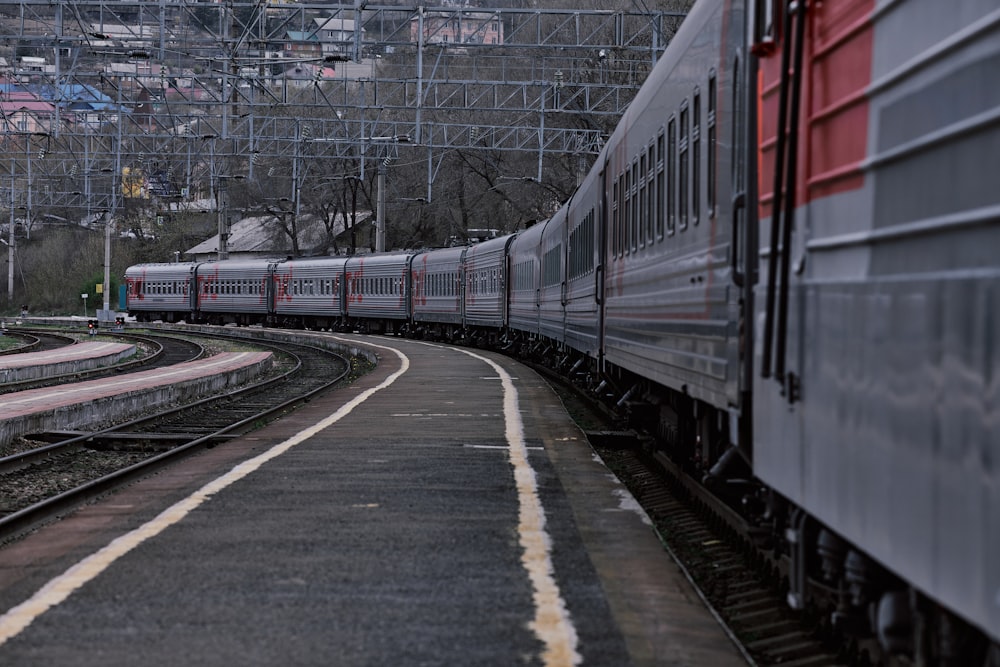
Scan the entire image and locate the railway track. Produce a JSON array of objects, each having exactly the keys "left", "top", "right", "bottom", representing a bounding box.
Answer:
[
  {"left": 550, "top": 374, "right": 848, "bottom": 667},
  {"left": 0, "top": 331, "right": 363, "bottom": 545},
  {"left": 0, "top": 330, "right": 77, "bottom": 356}
]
